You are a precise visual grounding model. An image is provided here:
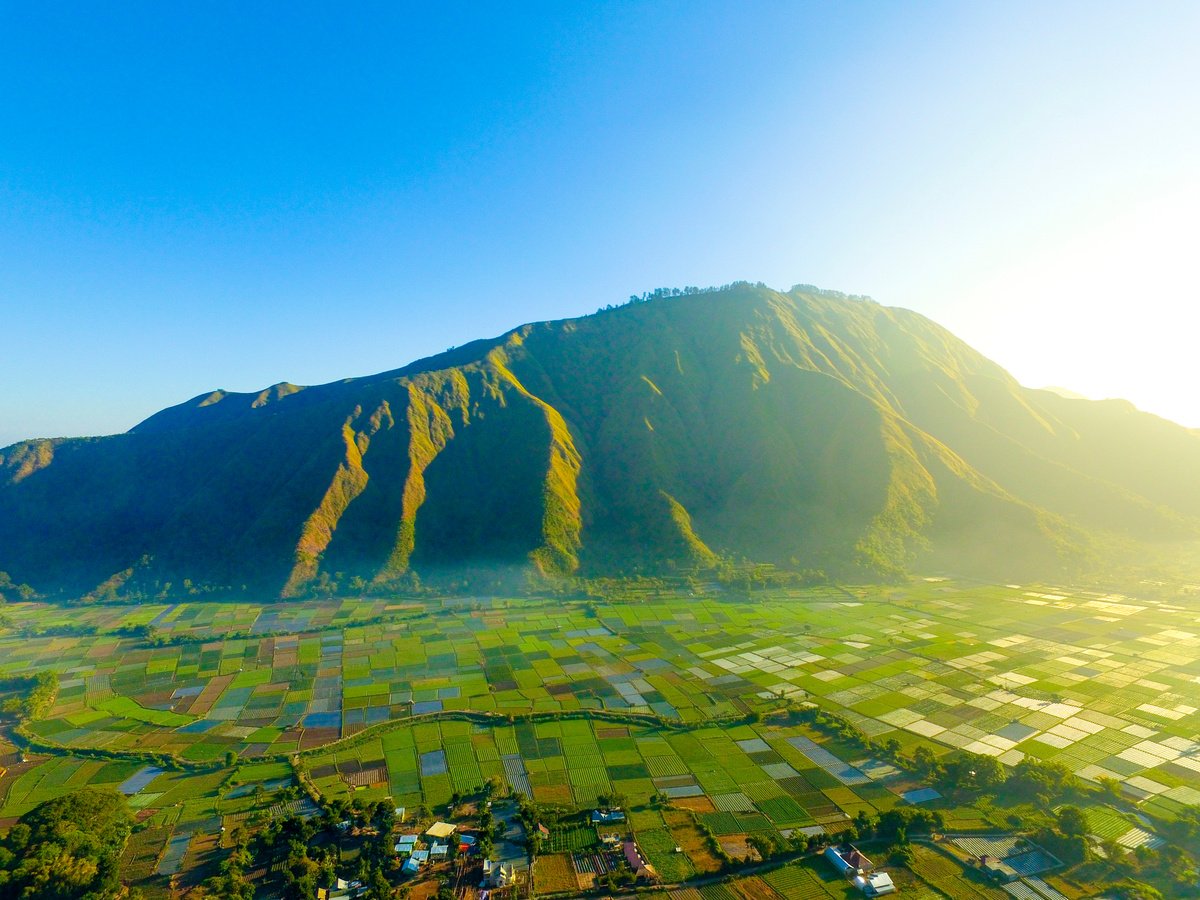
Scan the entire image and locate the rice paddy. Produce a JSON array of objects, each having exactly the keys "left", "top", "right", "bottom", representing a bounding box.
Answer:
[{"left": 1, "top": 578, "right": 1198, "bottom": 894}]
